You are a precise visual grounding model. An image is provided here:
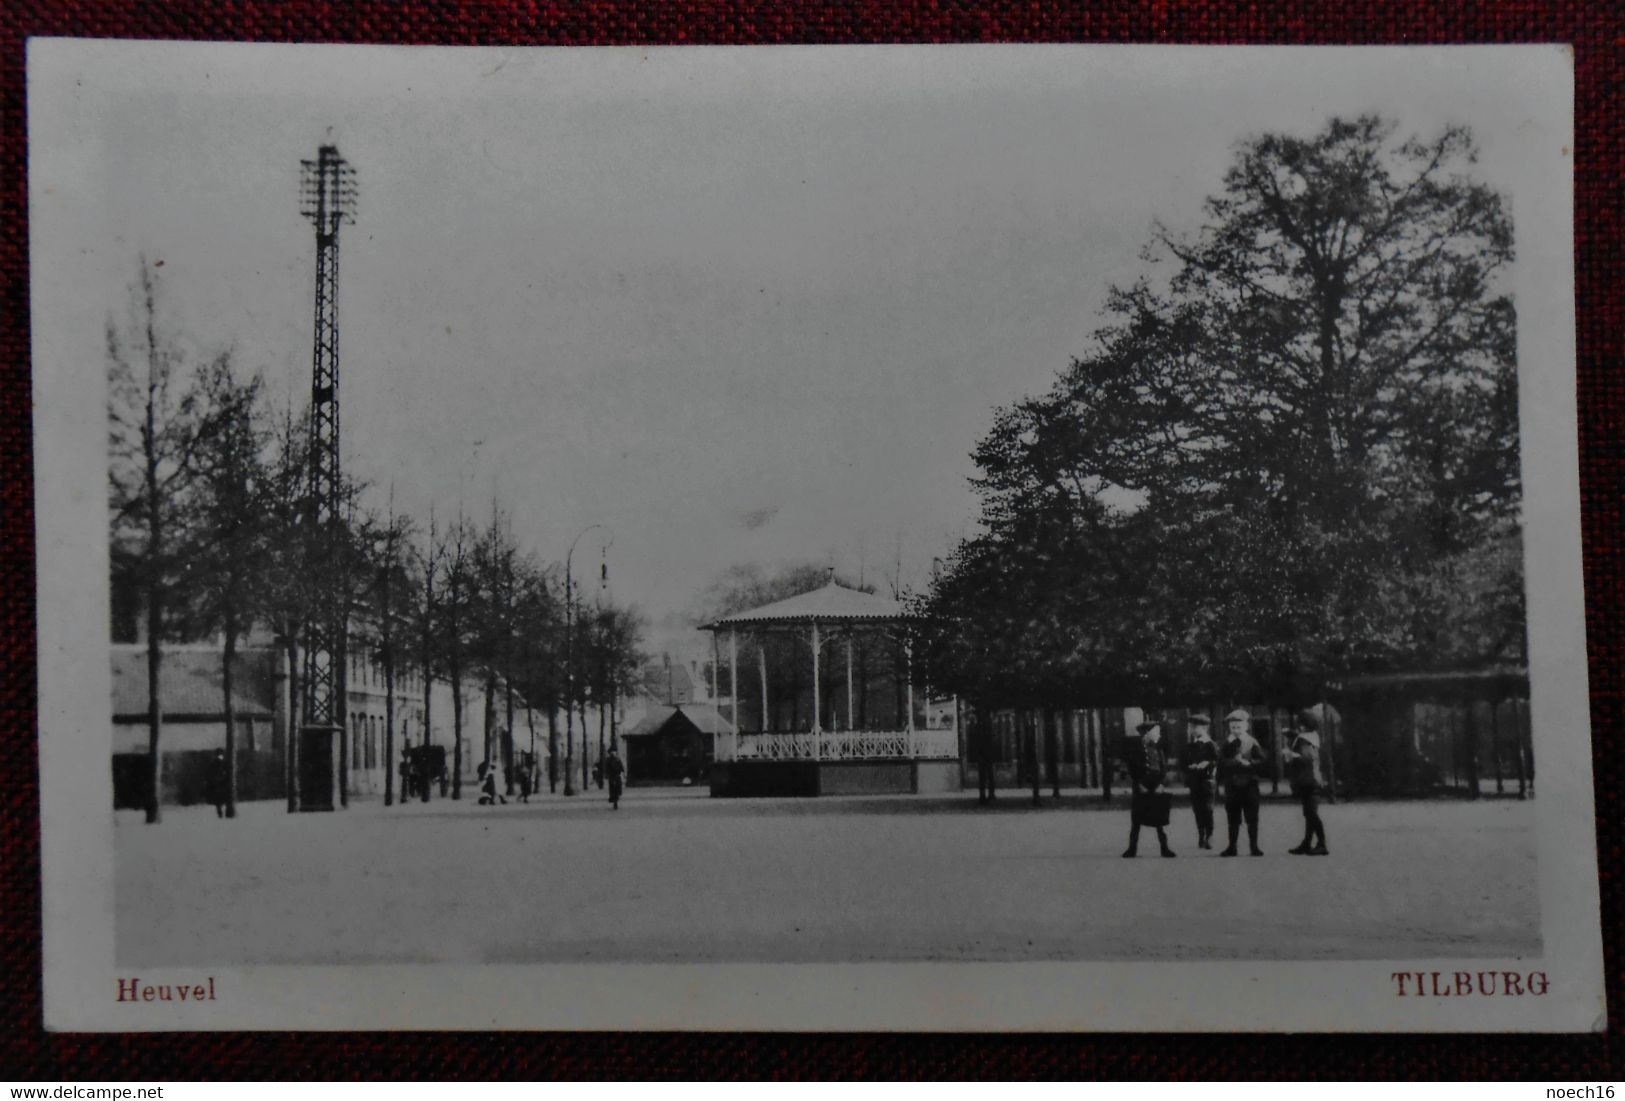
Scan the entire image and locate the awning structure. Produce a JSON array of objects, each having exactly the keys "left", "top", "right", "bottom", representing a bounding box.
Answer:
[{"left": 1329, "top": 667, "right": 1529, "bottom": 698}]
